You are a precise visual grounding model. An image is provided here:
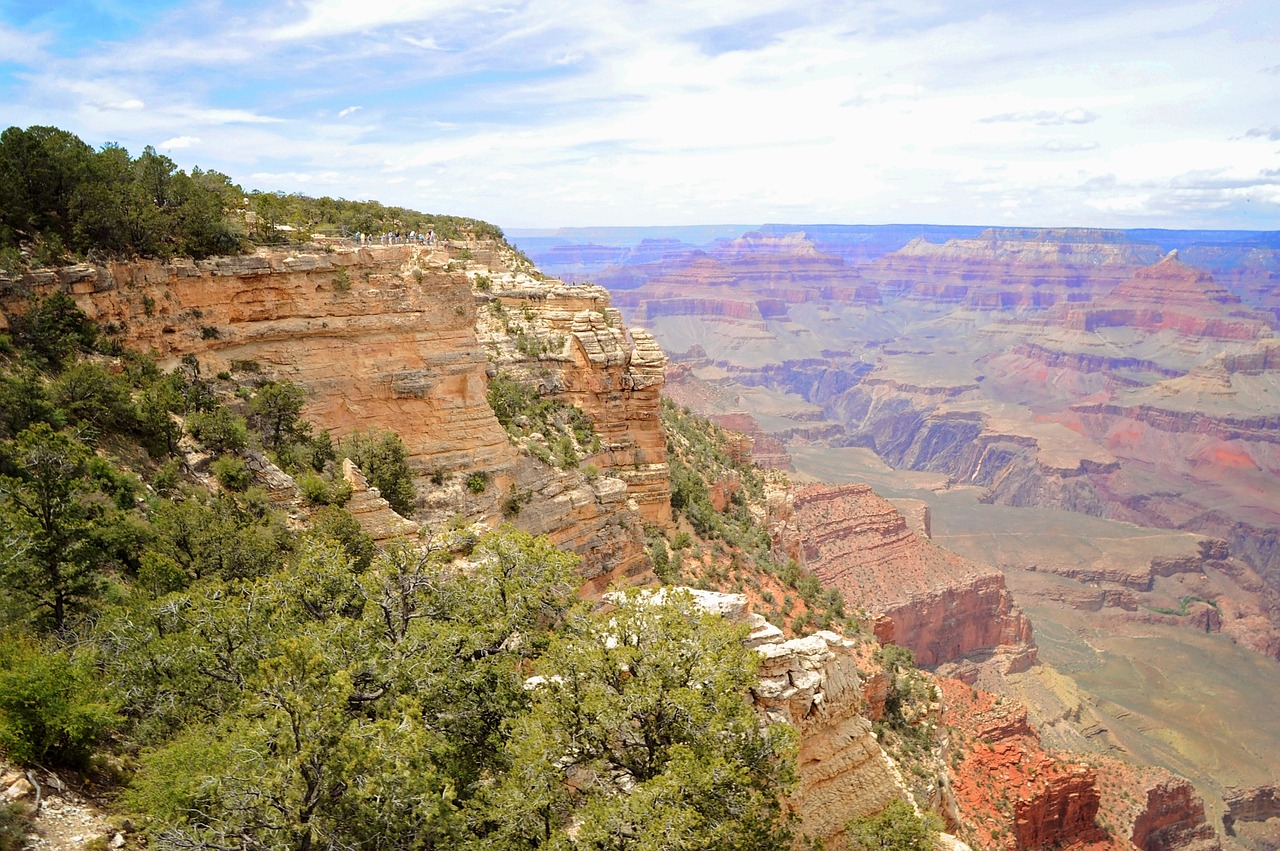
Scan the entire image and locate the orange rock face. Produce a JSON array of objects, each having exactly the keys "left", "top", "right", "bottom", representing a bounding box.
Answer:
[
  {"left": 1, "top": 241, "right": 667, "bottom": 580},
  {"left": 792, "top": 484, "right": 1034, "bottom": 668},
  {"left": 941, "top": 679, "right": 1114, "bottom": 851}
]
